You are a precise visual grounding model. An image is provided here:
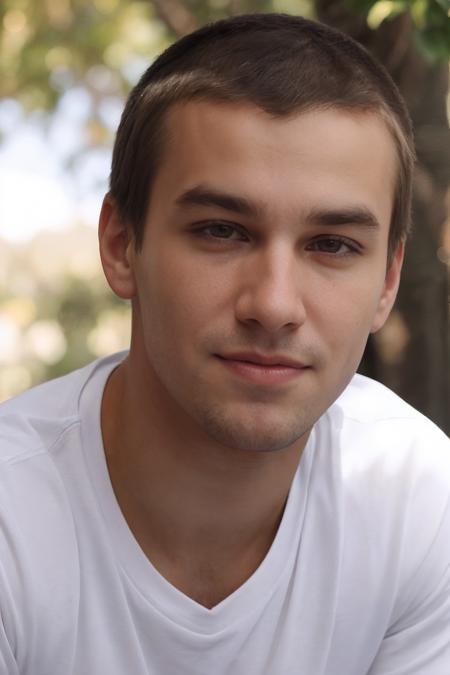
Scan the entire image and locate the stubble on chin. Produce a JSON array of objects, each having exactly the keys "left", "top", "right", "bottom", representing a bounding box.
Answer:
[{"left": 191, "top": 396, "right": 315, "bottom": 454}]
